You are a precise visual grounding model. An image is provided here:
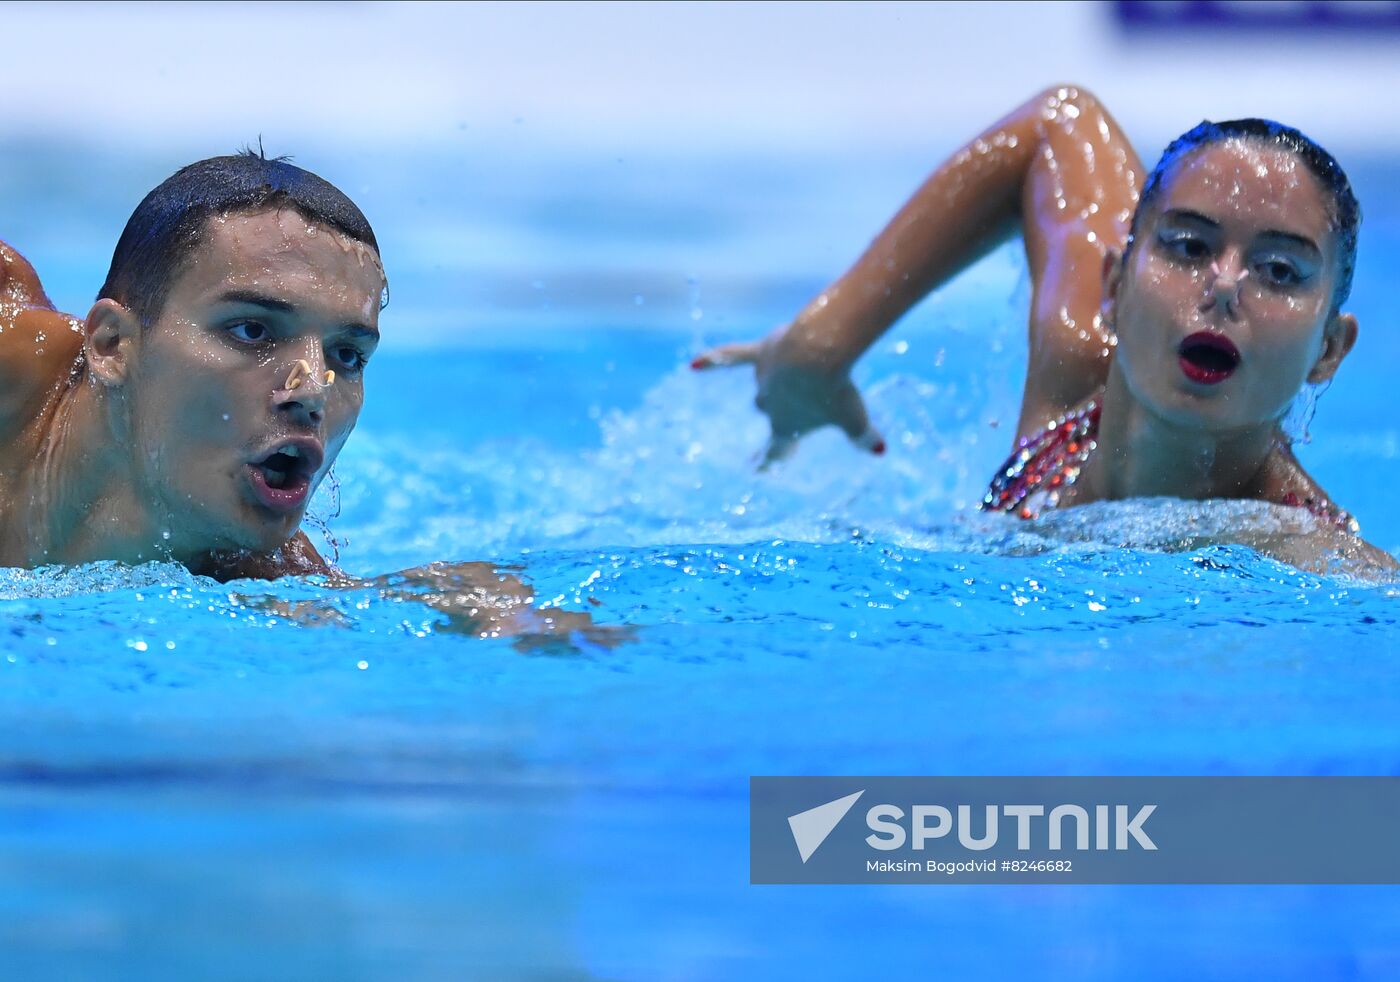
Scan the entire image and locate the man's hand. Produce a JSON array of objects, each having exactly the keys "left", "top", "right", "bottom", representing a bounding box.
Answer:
[
  {"left": 228, "top": 555, "right": 633, "bottom": 653},
  {"left": 385, "top": 561, "right": 633, "bottom": 653}
]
